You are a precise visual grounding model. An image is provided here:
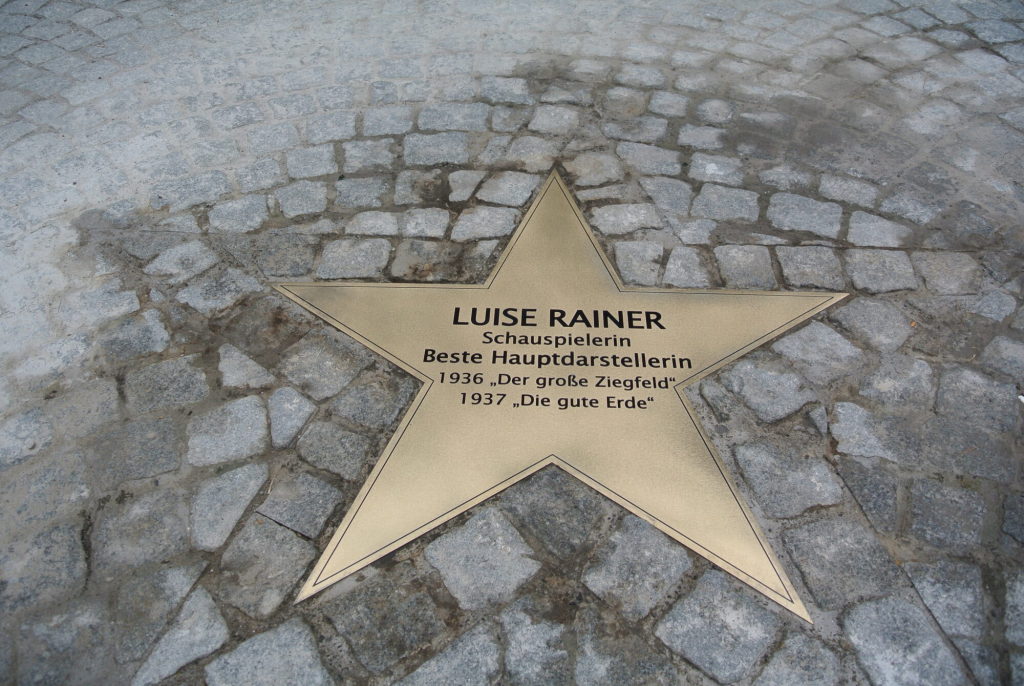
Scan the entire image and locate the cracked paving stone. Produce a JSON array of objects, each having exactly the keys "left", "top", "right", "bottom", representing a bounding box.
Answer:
[
  {"left": 143, "top": 240, "right": 219, "bottom": 284},
  {"left": 131, "top": 588, "right": 228, "bottom": 686},
  {"left": 784, "top": 516, "right": 902, "bottom": 609},
  {"left": 191, "top": 463, "right": 268, "bottom": 551},
  {"left": 0, "top": 521, "right": 85, "bottom": 612},
  {"left": 772, "top": 322, "right": 864, "bottom": 385},
  {"left": 268, "top": 387, "right": 316, "bottom": 448},
  {"left": 499, "top": 597, "right": 570, "bottom": 685},
  {"left": 655, "top": 570, "right": 780, "bottom": 683},
  {"left": 326, "top": 570, "right": 446, "bottom": 673},
  {"left": 831, "top": 298, "right": 911, "bottom": 352},
  {"left": 476, "top": 171, "right": 541, "bottom": 206},
  {"left": 734, "top": 441, "right": 843, "bottom": 518},
  {"left": 848, "top": 212, "right": 912, "bottom": 248},
  {"left": 720, "top": 357, "right": 816, "bottom": 423},
  {"left": 318, "top": 237, "right": 391, "bottom": 278},
  {"left": 397, "top": 624, "right": 501, "bottom": 686},
  {"left": 256, "top": 470, "right": 343, "bottom": 538},
  {"left": 425, "top": 507, "right": 540, "bottom": 610},
  {"left": 214, "top": 515, "right": 314, "bottom": 618},
  {"left": 279, "top": 329, "right": 370, "bottom": 401},
  {"left": 92, "top": 488, "right": 189, "bottom": 577},
  {"left": 124, "top": 355, "right": 209, "bottom": 415},
  {"left": 218, "top": 343, "right": 274, "bottom": 389},
  {"left": 113, "top": 562, "right": 206, "bottom": 663},
  {"left": 297, "top": 420, "right": 372, "bottom": 480},
  {"left": 208, "top": 195, "right": 268, "bottom": 233},
  {"left": 583, "top": 514, "right": 692, "bottom": 621},
  {"left": 904, "top": 560, "right": 984, "bottom": 640},
  {"left": 752, "top": 633, "right": 841, "bottom": 686},
  {"left": 909, "top": 478, "right": 985, "bottom": 550},
  {"left": 186, "top": 396, "right": 268, "bottom": 466},
  {"left": 845, "top": 595, "right": 964, "bottom": 686},
  {"left": 176, "top": 267, "right": 262, "bottom": 315},
  {"left": 451, "top": 206, "right": 519, "bottom": 241},
  {"left": 87, "top": 416, "right": 180, "bottom": 485},
  {"left": 205, "top": 619, "right": 332, "bottom": 686}
]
